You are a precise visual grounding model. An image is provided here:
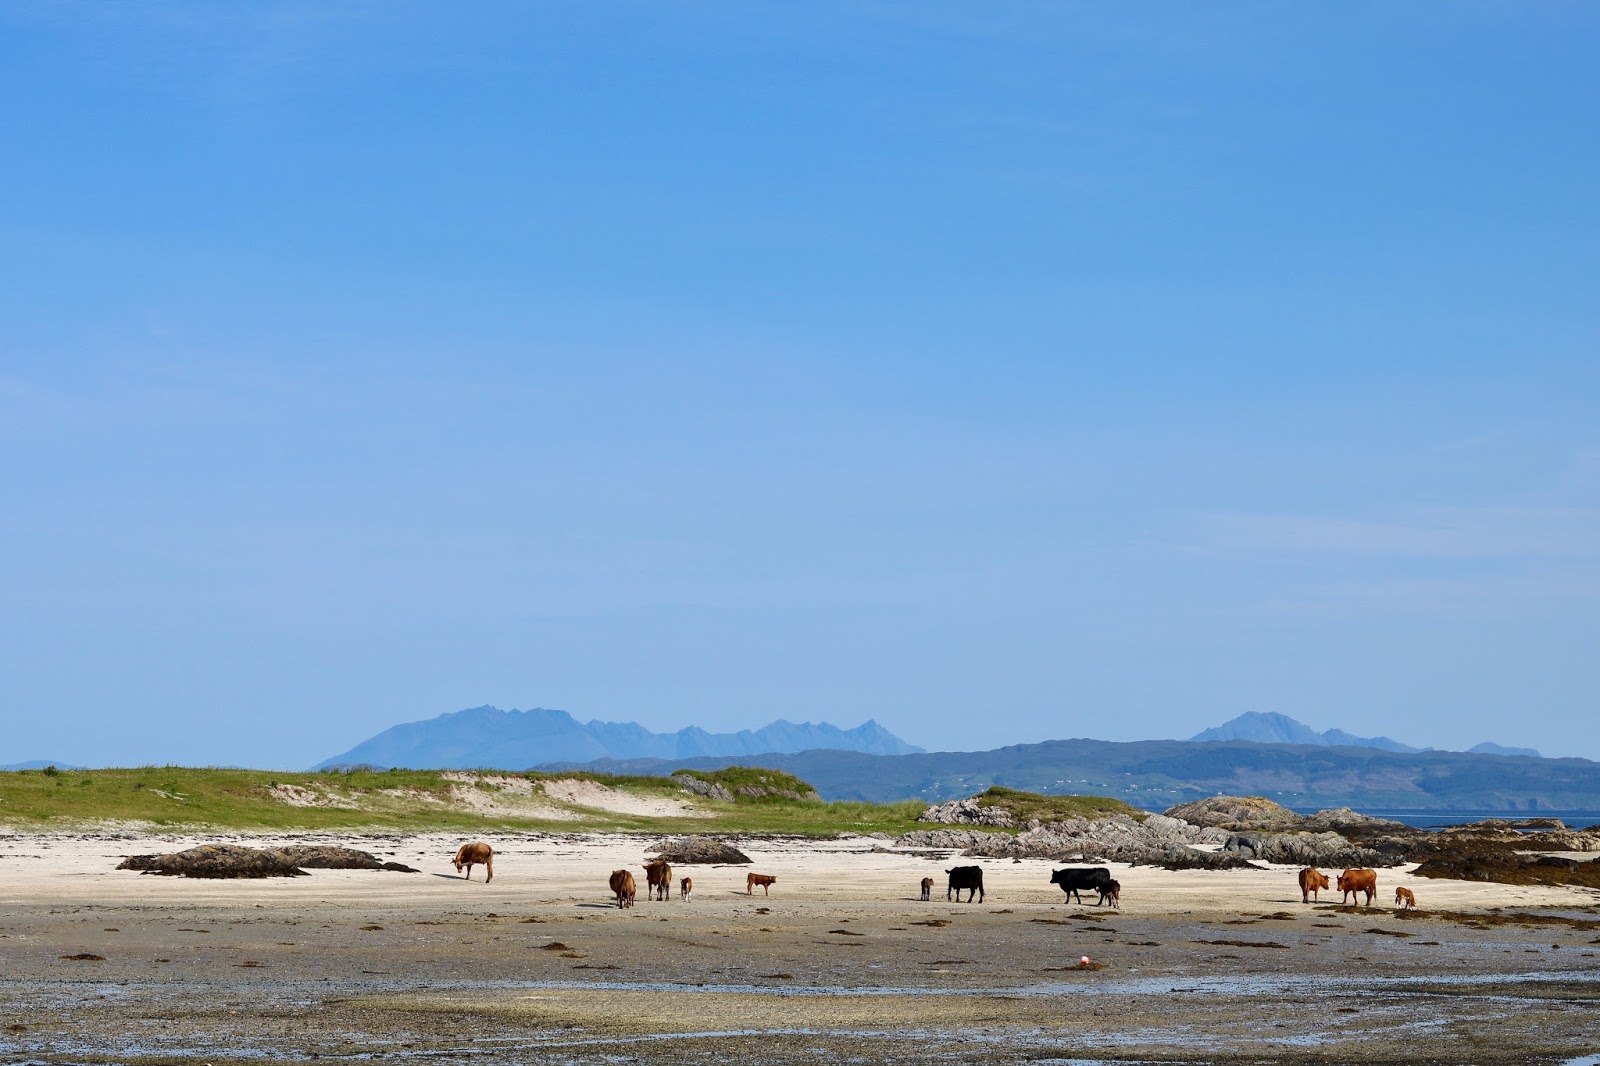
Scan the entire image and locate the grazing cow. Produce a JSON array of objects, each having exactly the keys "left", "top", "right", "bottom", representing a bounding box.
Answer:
[
  {"left": 1337, "top": 868, "right": 1378, "bottom": 907},
  {"left": 1395, "top": 886, "right": 1416, "bottom": 911},
  {"left": 452, "top": 842, "right": 494, "bottom": 883},
  {"left": 680, "top": 876, "right": 693, "bottom": 901},
  {"left": 609, "top": 868, "right": 636, "bottom": 909},
  {"left": 946, "top": 866, "right": 985, "bottom": 903},
  {"left": 643, "top": 859, "right": 672, "bottom": 902},
  {"left": 747, "top": 872, "right": 777, "bottom": 896},
  {"left": 1098, "top": 878, "right": 1121, "bottom": 909},
  {"left": 1049, "top": 866, "right": 1112, "bottom": 905},
  {"left": 1298, "top": 866, "right": 1331, "bottom": 904},
  {"left": 920, "top": 876, "right": 935, "bottom": 901}
]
